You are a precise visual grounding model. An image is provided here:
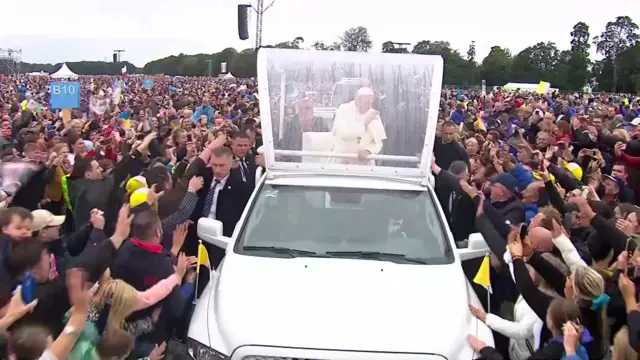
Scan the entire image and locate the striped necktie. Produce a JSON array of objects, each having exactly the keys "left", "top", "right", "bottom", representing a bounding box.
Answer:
[
  {"left": 202, "top": 179, "right": 221, "bottom": 217},
  {"left": 240, "top": 159, "right": 248, "bottom": 182}
]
